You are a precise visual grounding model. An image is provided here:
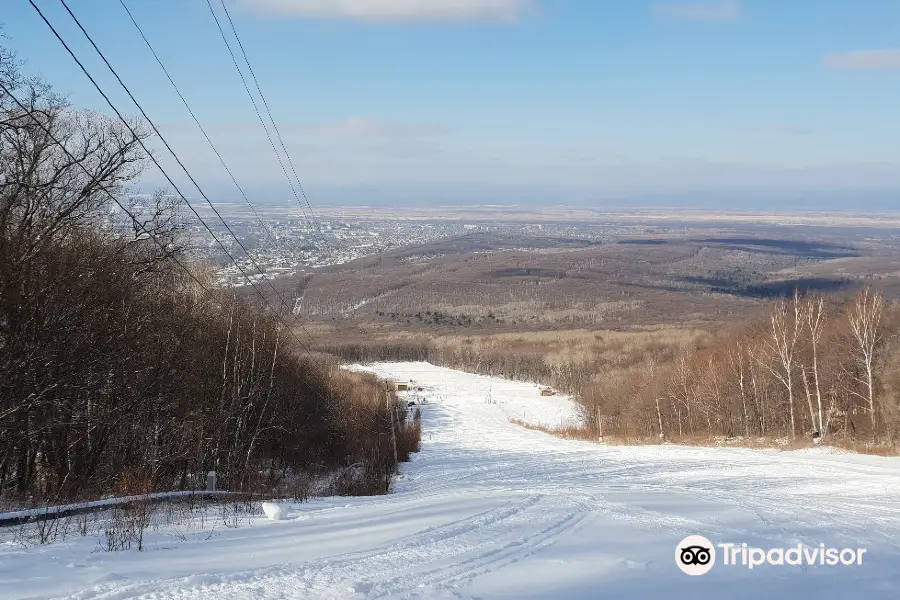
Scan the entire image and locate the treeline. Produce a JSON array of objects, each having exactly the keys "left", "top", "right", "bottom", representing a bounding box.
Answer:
[
  {"left": 326, "top": 334, "right": 679, "bottom": 405},
  {"left": 327, "top": 342, "right": 566, "bottom": 385},
  {"left": 326, "top": 289, "right": 900, "bottom": 448},
  {"left": 0, "top": 42, "right": 417, "bottom": 505},
  {"left": 581, "top": 289, "right": 900, "bottom": 446}
]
